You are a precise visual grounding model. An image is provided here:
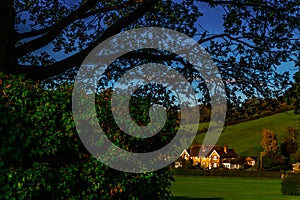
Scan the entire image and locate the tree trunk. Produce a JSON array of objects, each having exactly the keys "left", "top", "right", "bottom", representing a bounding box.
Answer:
[{"left": 0, "top": 0, "right": 17, "bottom": 73}]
